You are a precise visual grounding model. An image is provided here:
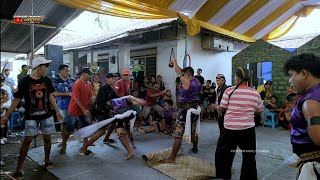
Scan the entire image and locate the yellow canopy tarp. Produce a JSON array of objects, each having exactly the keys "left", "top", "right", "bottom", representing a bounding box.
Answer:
[{"left": 53, "top": 0, "right": 320, "bottom": 42}]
